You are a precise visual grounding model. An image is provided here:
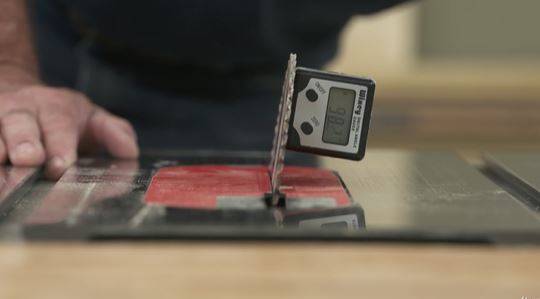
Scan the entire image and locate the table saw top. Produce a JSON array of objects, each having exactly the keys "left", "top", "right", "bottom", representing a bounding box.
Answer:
[{"left": 0, "top": 149, "right": 538, "bottom": 244}]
